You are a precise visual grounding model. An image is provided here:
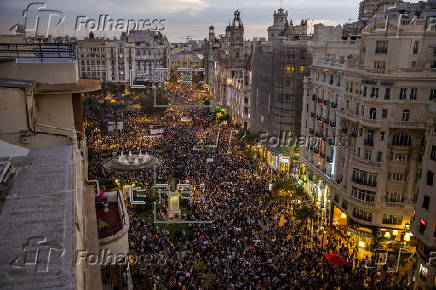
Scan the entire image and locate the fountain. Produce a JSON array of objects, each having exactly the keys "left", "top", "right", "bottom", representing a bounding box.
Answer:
[{"left": 105, "top": 150, "right": 158, "bottom": 170}]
